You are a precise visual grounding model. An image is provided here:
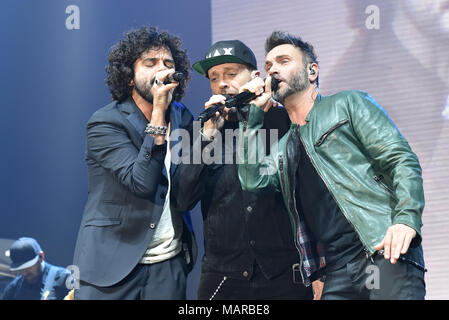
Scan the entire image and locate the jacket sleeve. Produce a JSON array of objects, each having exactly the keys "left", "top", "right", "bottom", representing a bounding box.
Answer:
[
  {"left": 170, "top": 110, "right": 212, "bottom": 212},
  {"left": 171, "top": 133, "right": 210, "bottom": 212},
  {"left": 348, "top": 91, "right": 424, "bottom": 241},
  {"left": 237, "top": 104, "right": 281, "bottom": 193},
  {"left": 54, "top": 269, "right": 71, "bottom": 300},
  {"left": 86, "top": 119, "right": 166, "bottom": 198},
  {"left": 1, "top": 280, "right": 15, "bottom": 300}
]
